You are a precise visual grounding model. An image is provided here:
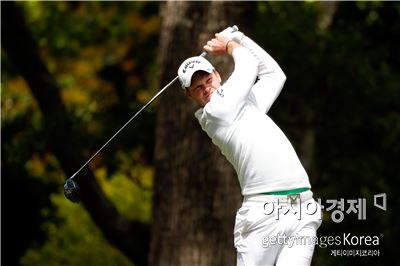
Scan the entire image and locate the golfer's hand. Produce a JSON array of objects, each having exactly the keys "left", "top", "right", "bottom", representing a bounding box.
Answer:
[
  {"left": 219, "top": 26, "right": 244, "bottom": 44},
  {"left": 203, "top": 33, "right": 238, "bottom": 55}
]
